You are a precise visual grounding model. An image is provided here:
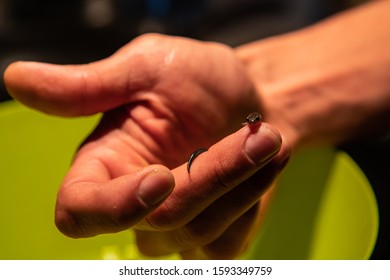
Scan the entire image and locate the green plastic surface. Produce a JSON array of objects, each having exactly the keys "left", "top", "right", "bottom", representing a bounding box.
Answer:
[
  {"left": 0, "top": 101, "right": 378, "bottom": 259},
  {"left": 245, "top": 148, "right": 378, "bottom": 259}
]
